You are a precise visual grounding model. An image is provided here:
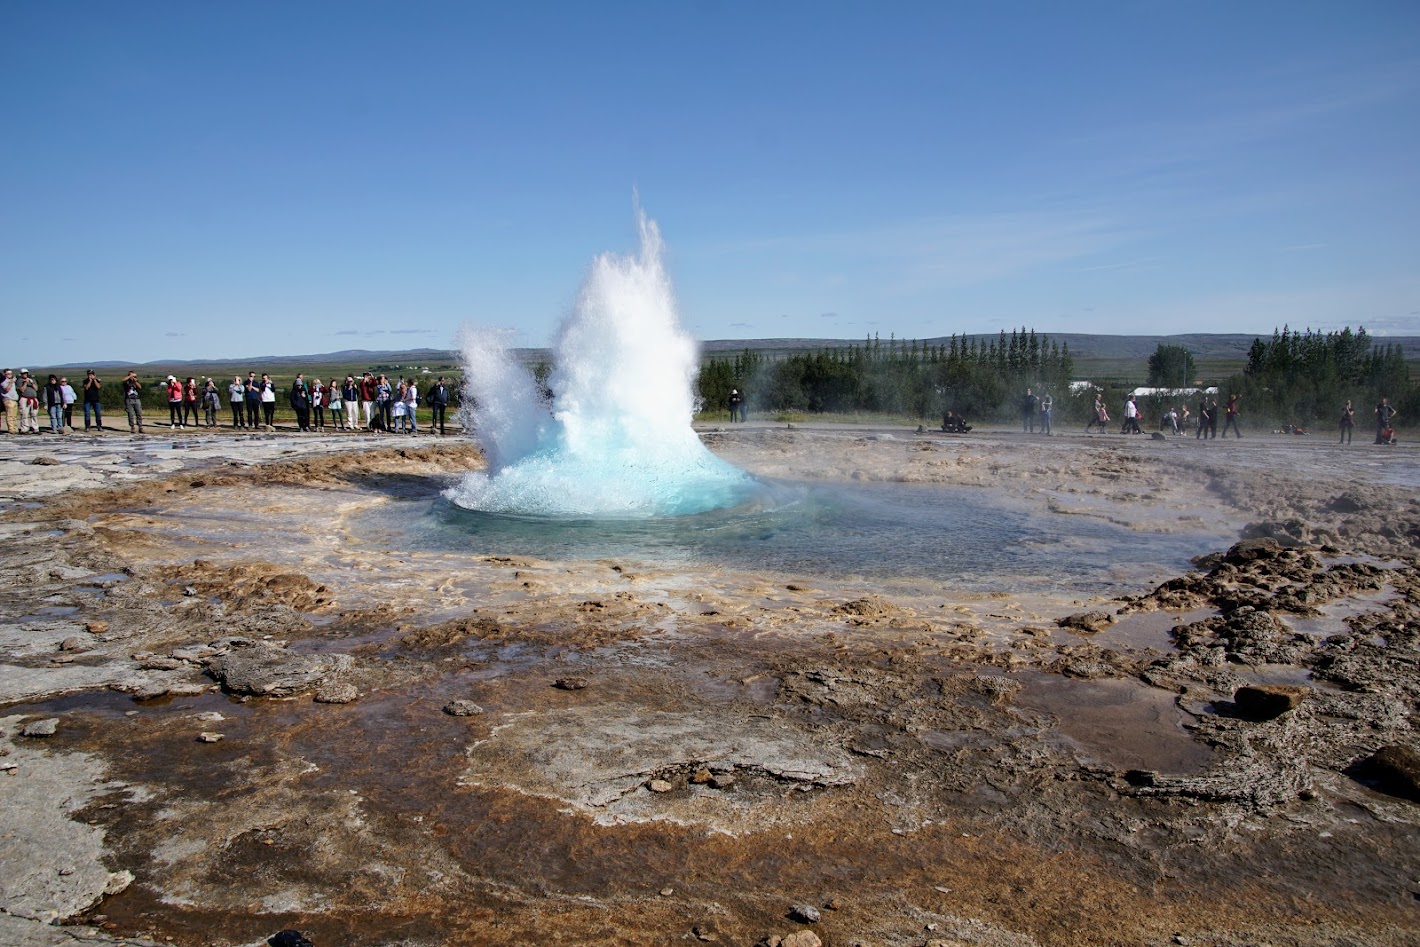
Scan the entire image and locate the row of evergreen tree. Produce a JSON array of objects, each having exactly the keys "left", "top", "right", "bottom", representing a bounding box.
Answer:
[
  {"left": 698, "top": 329, "right": 1074, "bottom": 421},
  {"left": 697, "top": 326, "right": 1415, "bottom": 428}
]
